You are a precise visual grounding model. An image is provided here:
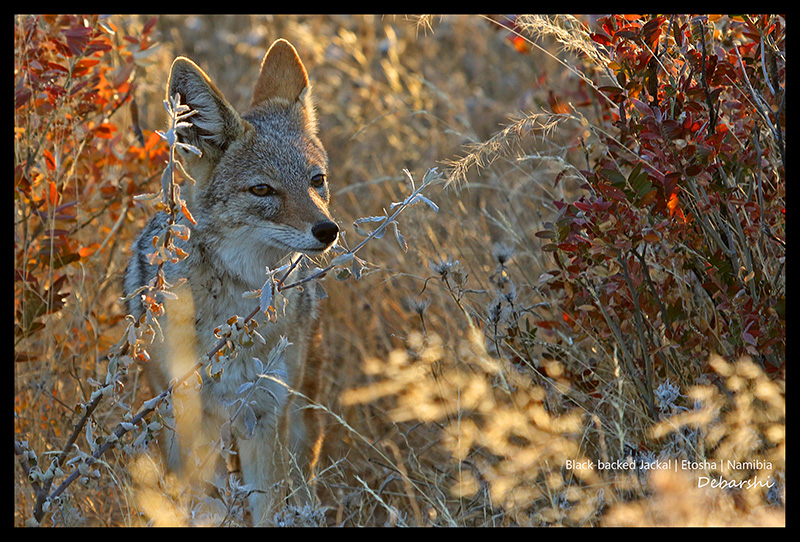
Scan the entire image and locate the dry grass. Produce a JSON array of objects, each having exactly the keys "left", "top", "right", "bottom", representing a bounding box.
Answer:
[{"left": 15, "top": 14, "right": 784, "bottom": 527}]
